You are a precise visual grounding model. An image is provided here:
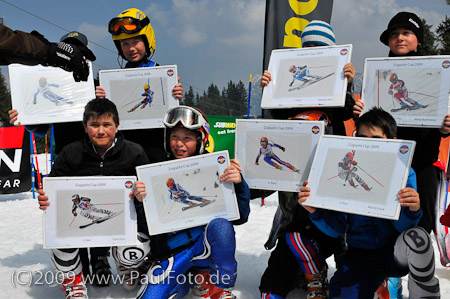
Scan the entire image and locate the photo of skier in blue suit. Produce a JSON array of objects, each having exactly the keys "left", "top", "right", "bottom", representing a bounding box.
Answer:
[{"left": 255, "top": 137, "right": 300, "bottom": 173}]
